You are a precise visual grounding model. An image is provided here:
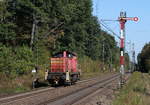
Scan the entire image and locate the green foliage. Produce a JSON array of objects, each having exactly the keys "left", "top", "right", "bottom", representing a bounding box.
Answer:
[
  {"left": 0, "top": 44, "right": 34, "bottom": 76},
  {"left": 138, "top": 42, "right": 150, "bottom": 72},
  {"left": 79, "top": 56, "right": 105, "bottom": 79},
  {"left": 79, "top": 56, "right": 101, "bottom": 73},
  {"left": 0, "top": 44, "right": 14, "bottom": 75},
  {"left": 0, "top": 1, "right": 16, "bottom": 45},
  {"left": 0, "top": 0, "right": 119, "bottom": 76},
  {"left": 0, "top": 23, "right": 16, "bottom": 40},
  {"left": 13, "top": 46, "right": 34, "bottom": 75},
  {"left": 33, "top": 40, "right": 50, "bottom": 68}
]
